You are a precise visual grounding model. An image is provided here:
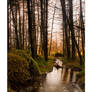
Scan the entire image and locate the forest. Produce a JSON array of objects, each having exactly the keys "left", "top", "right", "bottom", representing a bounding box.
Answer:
[{"left": 8, "top": 0, "right": 85, "bottom": 92}]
